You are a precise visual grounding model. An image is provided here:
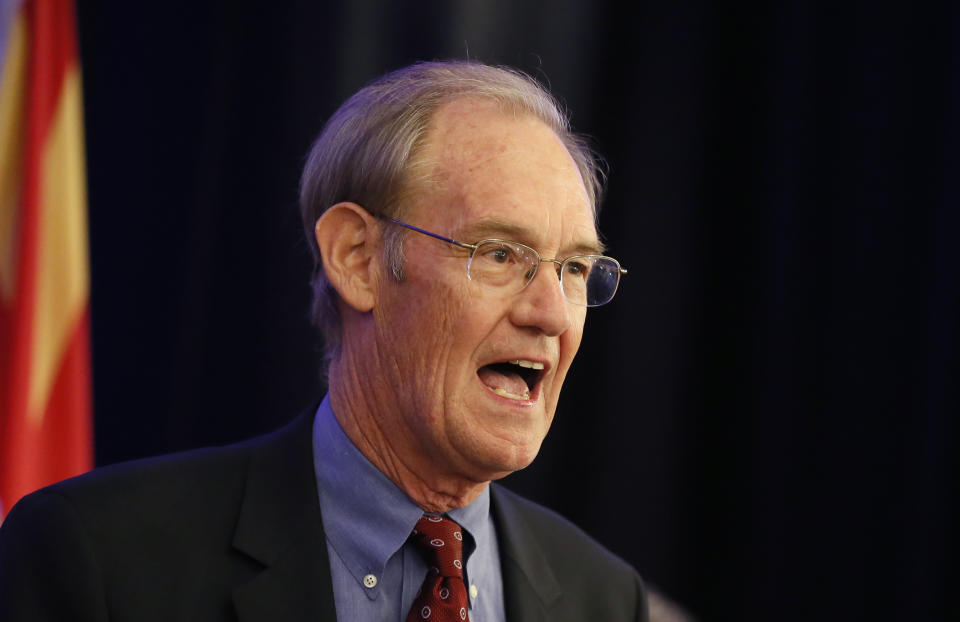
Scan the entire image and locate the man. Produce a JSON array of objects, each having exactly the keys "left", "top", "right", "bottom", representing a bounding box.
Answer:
[{"left": 0, "top": 61, "right": 647, "bottom": 621}]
